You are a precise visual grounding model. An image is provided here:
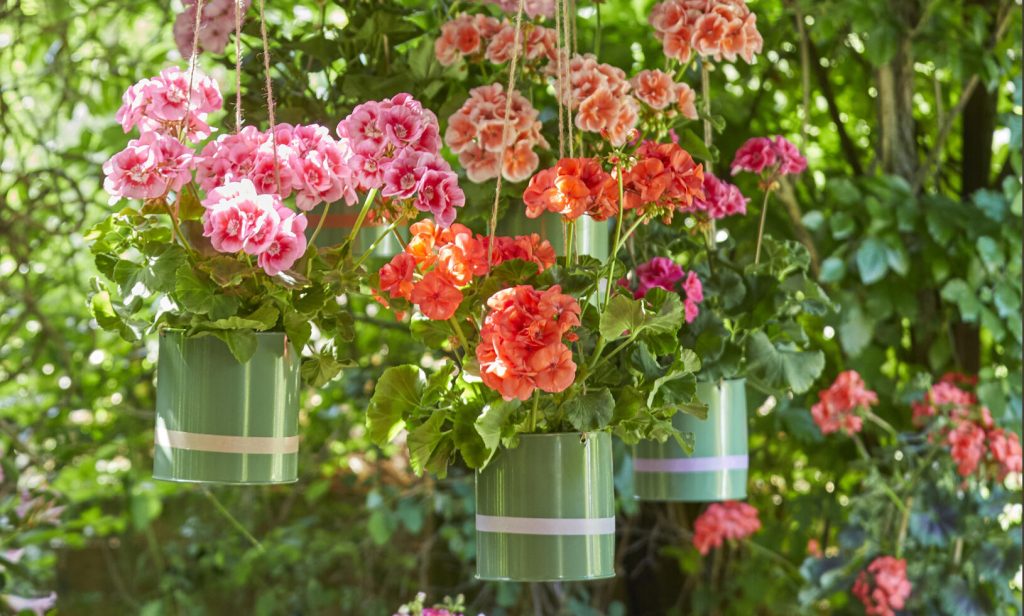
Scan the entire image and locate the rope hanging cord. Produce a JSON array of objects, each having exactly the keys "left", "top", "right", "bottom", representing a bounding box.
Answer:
[{"left": 486, "top": 0, "right": 527, "bottom": 269}]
